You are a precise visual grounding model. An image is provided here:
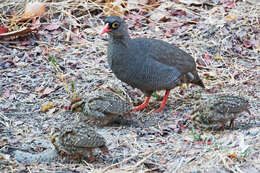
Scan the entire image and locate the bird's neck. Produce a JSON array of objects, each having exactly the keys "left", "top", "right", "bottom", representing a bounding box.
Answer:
[{"left": 108, "top": 35, "right": 130, "bottom": 47}]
